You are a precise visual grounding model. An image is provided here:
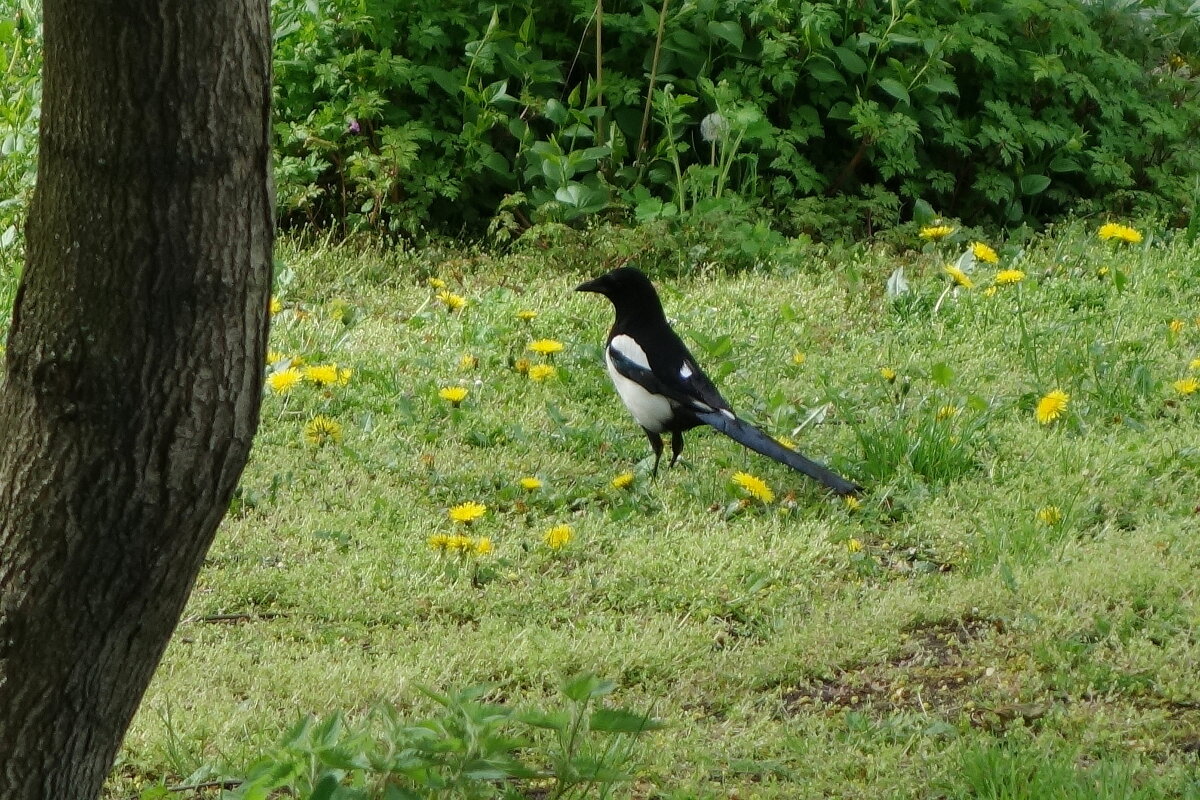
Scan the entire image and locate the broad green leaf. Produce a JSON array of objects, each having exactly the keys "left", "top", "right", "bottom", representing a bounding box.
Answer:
[
  {"left": 931, "top": 362, "right": 954, "bottom": 387},
  {"left": 589, "top": 708, "right": 666, "bottom": 733},
  {"left": 1020, "top": 174, "right": 1051, "bottom": 195},
  {"left": 808, "top": 59, "right": 845, "bottom": 84},
  {"left": 877, "top": 78, "right": 910, "bottom": 104},
  {"left": 707, "top": 20, "right": 744, "bottom": 50},
  {"left": 834, "top": 46, "right": 868, "bottom": 75}
]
